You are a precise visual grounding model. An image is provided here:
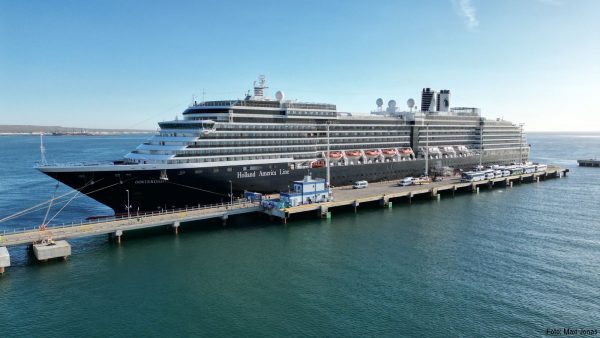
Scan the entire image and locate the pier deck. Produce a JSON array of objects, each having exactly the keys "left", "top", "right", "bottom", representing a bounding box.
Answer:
[
  {"left": 267, "top": 166, "right": 567, "bottom": 219},
  {"left": 0, "top": 201, "right": 261, "bottom": 247},
  {"left": 0, "top": 166, "right": 567, "bottom": 272},
  {"left": 577, "top": 159, "right": 600, "bottom": 167}
]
